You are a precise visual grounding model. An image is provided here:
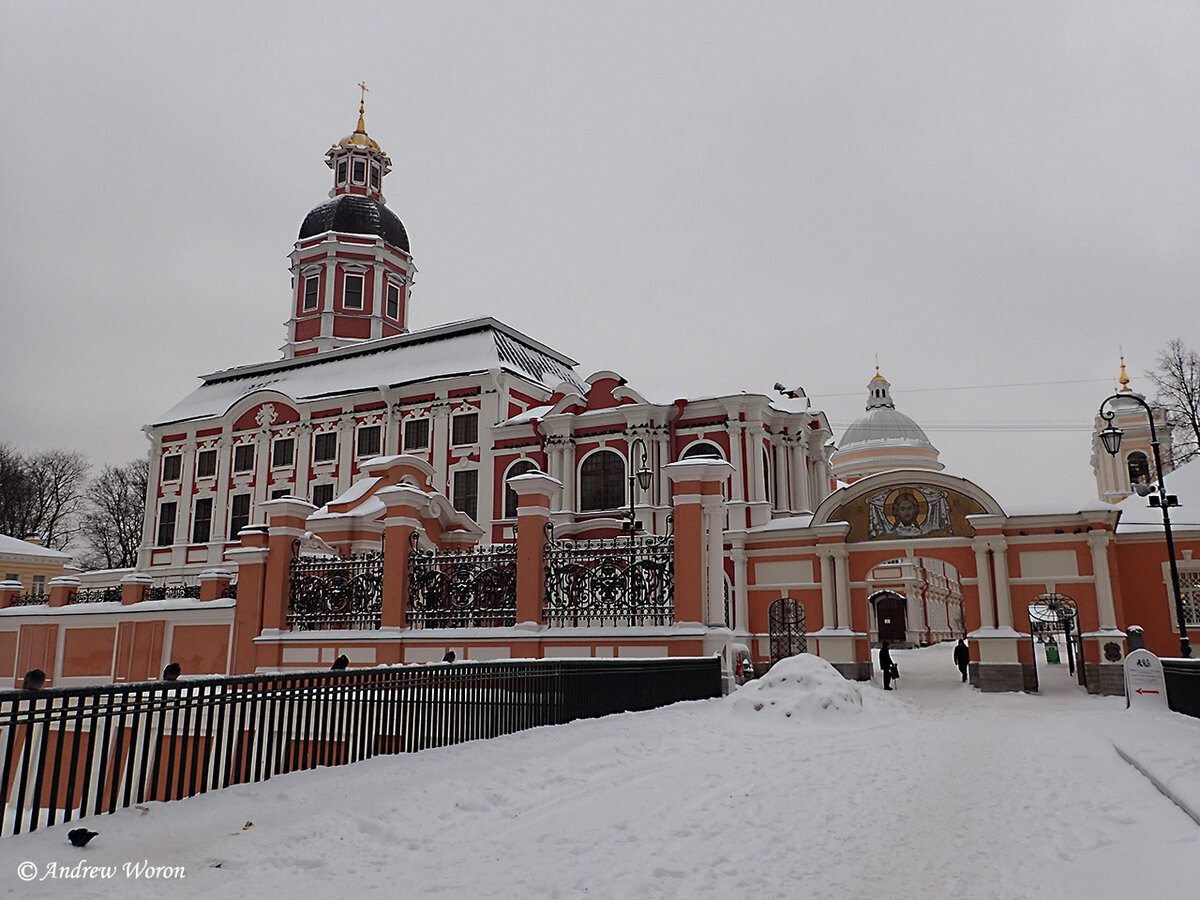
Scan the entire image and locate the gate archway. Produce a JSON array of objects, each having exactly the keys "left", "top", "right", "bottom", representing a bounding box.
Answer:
[
  {"left": 768, "top": 597, "right": 807, "bottom": 663},
  {"left": 870, "top": 591, "right": 908, "bottom": 644},
  {"left": 1028, "top": 594, "right": 1086, "bottom": 691}
]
